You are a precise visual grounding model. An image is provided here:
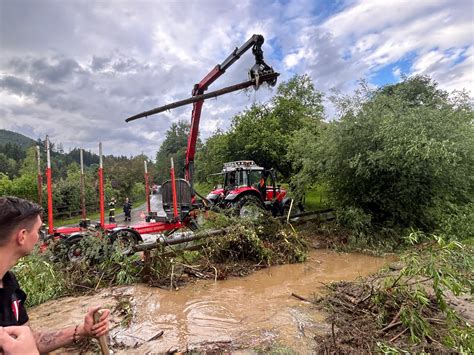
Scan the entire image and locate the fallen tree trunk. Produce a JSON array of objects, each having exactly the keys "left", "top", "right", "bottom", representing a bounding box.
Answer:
[{"left": 133, "top": 227, "right": 230, "bottom": 252}]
